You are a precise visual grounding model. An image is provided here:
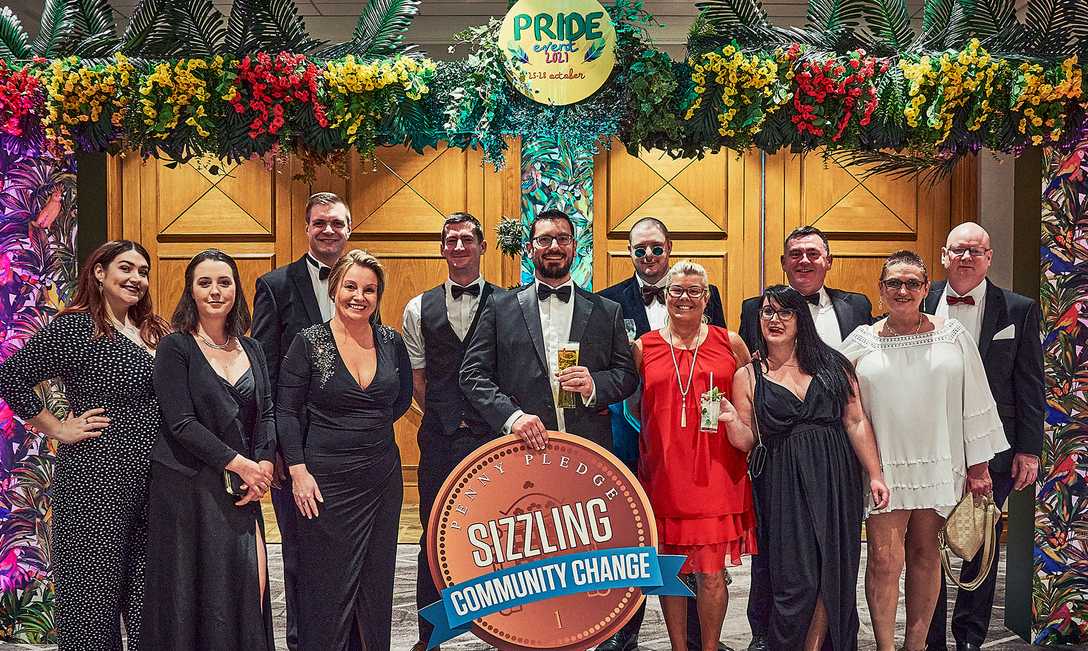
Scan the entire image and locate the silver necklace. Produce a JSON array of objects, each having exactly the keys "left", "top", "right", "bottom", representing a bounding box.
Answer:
[
  {"left": 667, "top": 326, "right": 702, "bottom": 428},
  {"left": 884, "top": 313, "right": 924, "bottom": 337},
  {"left": 196, "top": 333, "right": 236, "bottom": 351}
]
